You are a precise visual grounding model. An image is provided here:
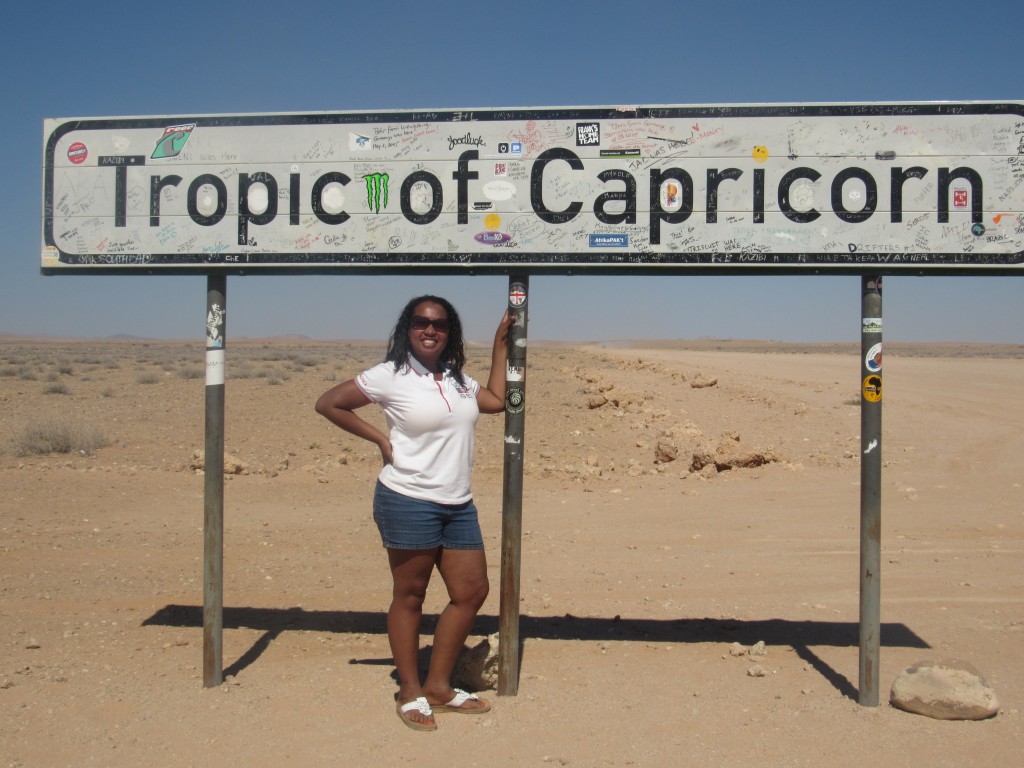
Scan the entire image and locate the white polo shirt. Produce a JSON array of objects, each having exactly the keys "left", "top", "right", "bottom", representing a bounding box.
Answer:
[{"left": 355, "top": 356, "right": 481, "bottom": 504}]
